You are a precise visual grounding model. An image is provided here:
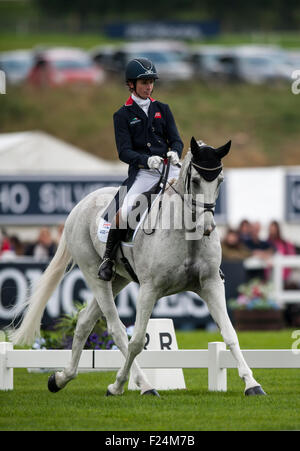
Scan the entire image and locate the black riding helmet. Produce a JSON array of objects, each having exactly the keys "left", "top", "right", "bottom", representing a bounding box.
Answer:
[{"left": 125, "top": 57, "right": 159, "bottom": 82}]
